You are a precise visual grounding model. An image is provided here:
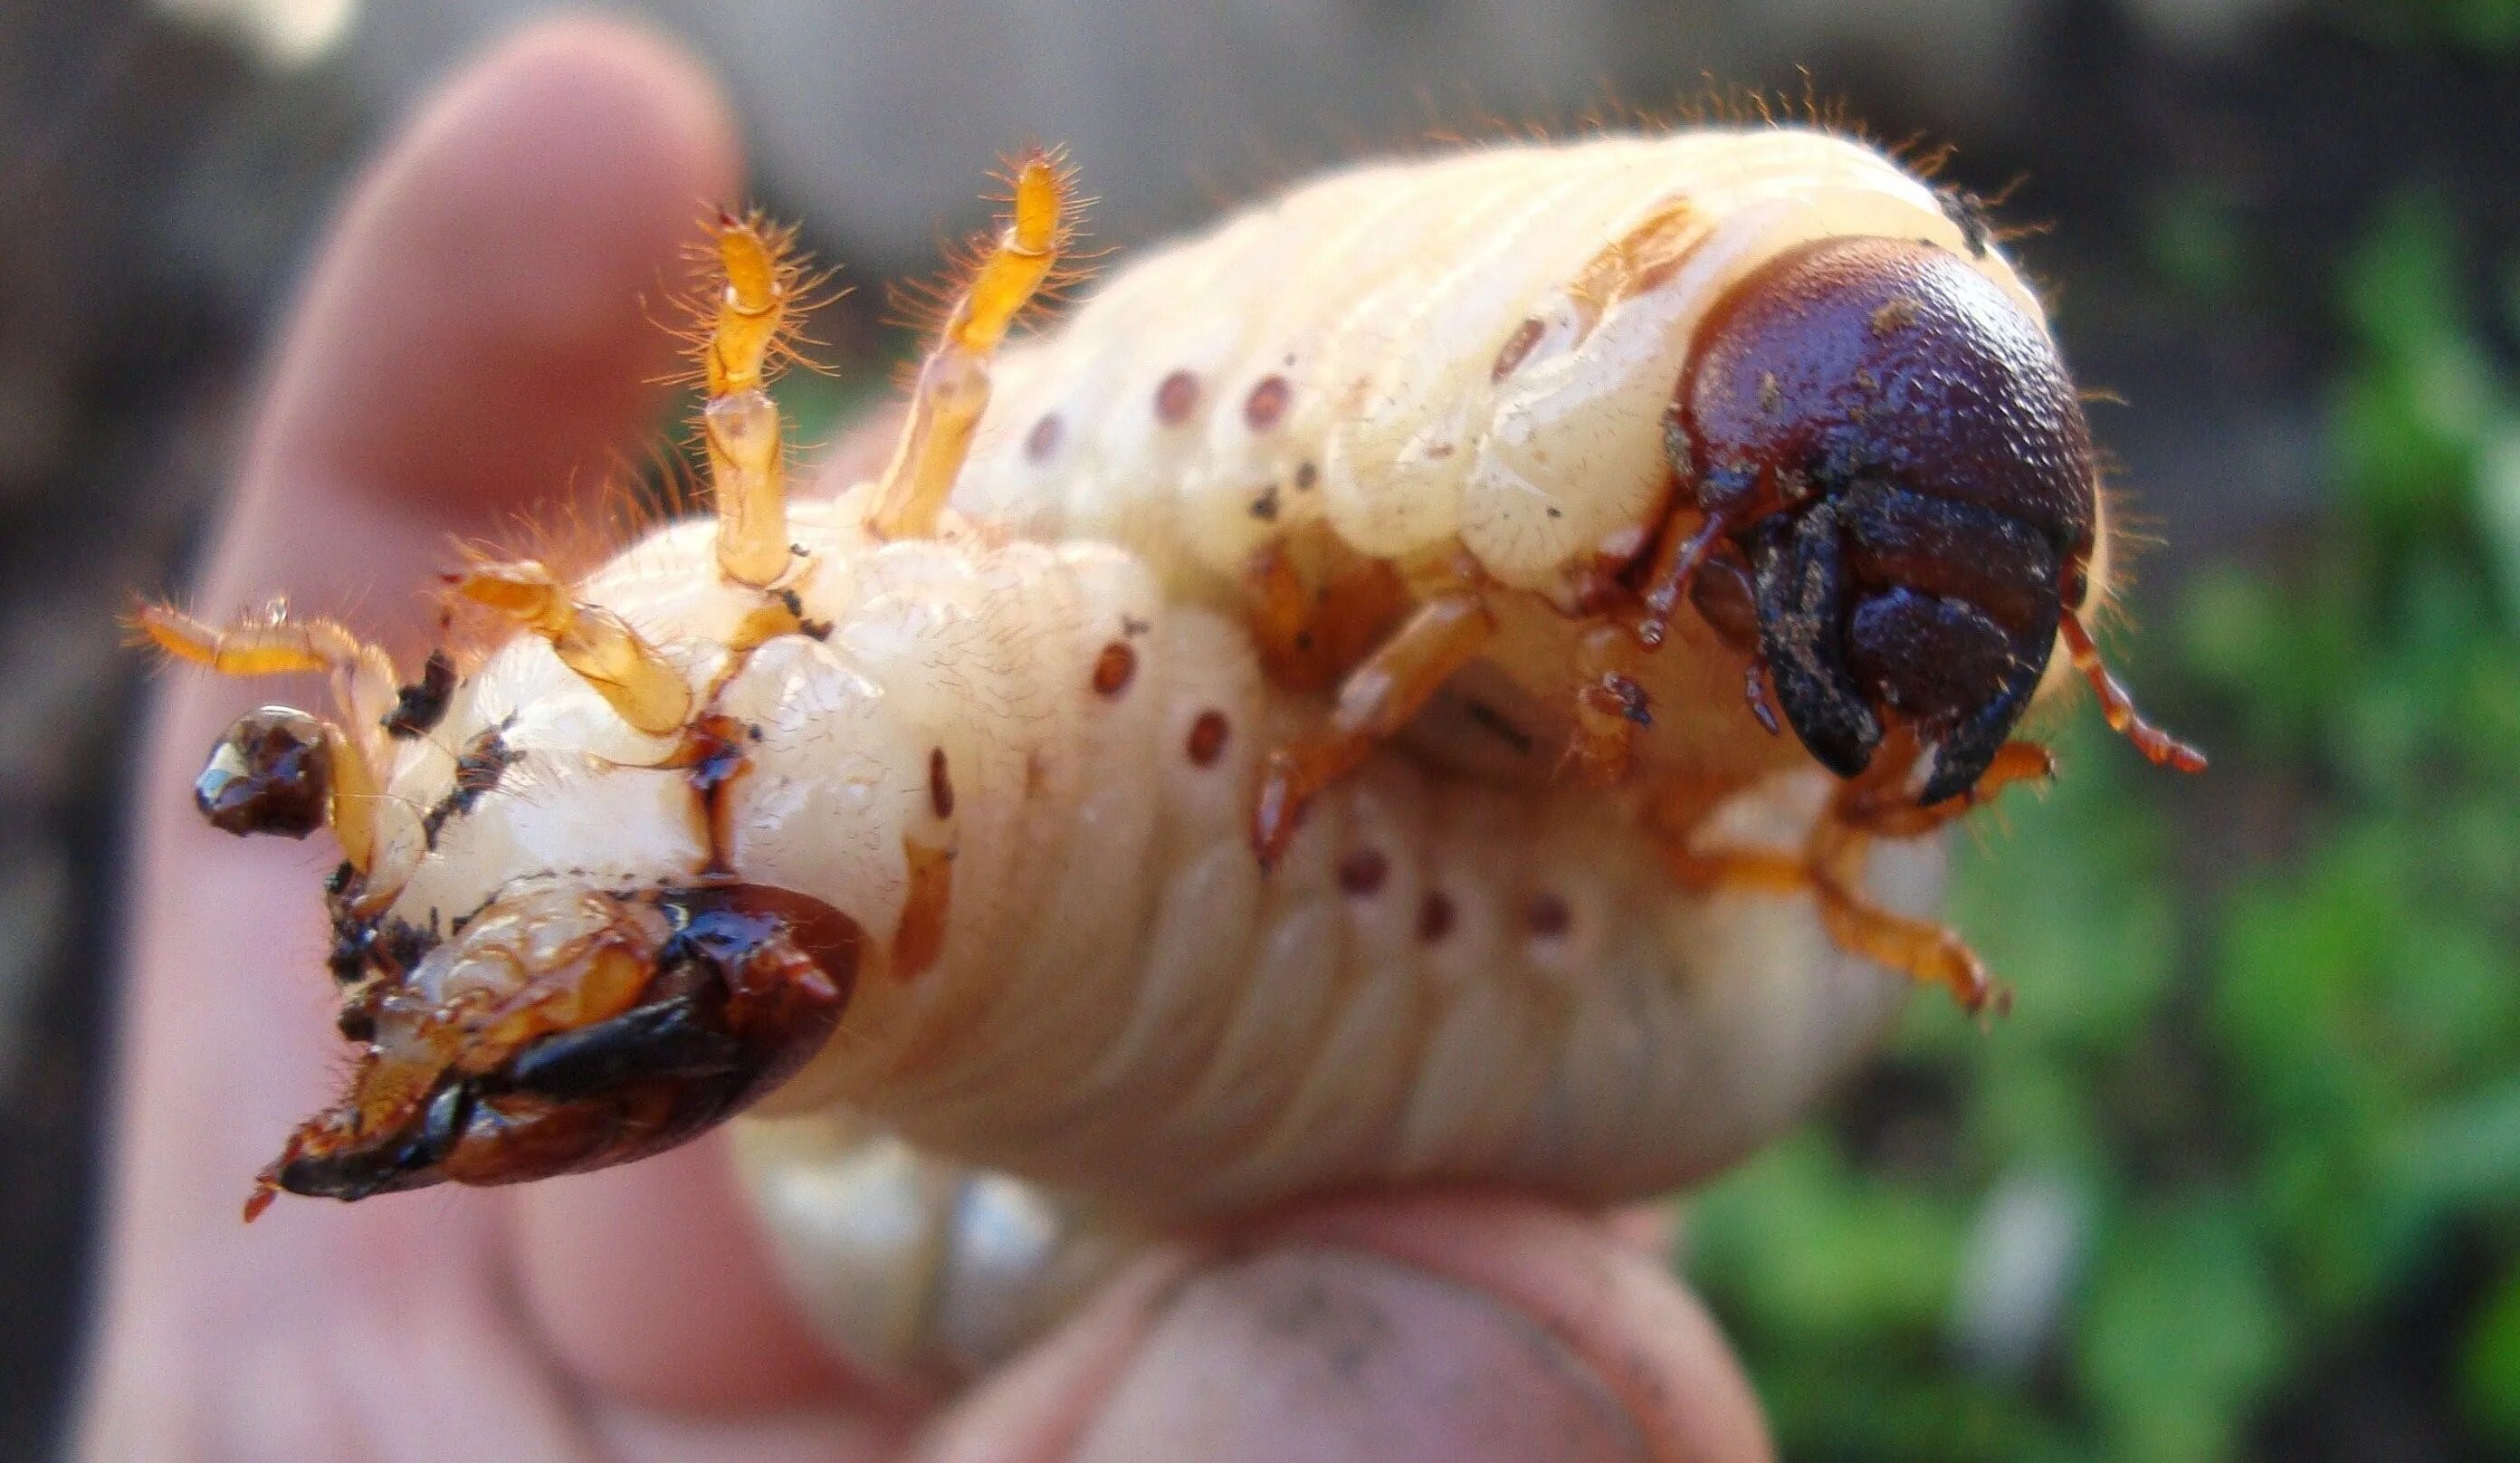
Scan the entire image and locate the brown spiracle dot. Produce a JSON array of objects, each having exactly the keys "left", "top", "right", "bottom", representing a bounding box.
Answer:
[
  {"left": 1244, "top": 374, "right": 1291, "bottom": 430},
  {"left": 1491, "top": 316, "right": 1545, "bottom": 381},
  {"left": 1525, "top": 893, "right": 1572, "bottom": 939},
  {"left": 1092, "top": 641, "right": 1138, "bottom": 697},
  {"left": 1416, "top": 891, "right": 1456, "bottom": 943},
  {"left": 1024, "top": 412, "right": 1064, "bottom": 462},
  {"left": 1294, "top": 461, "right": 1319, "bottom": 490},
  {"left": 1153, "top": 368, "right": 1201, "bottom": 425},
  {"left": 1337, "top": 849, "right": 1389, "bottom": 898},
  {"left": 1186, "top": 710, "right": 1230, "bottom": 766},
  {"left": 928, "top": 746, "right": 954, "bottom": 819}
]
